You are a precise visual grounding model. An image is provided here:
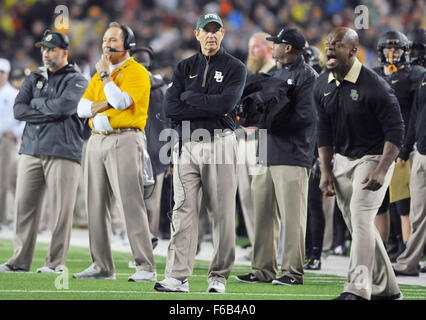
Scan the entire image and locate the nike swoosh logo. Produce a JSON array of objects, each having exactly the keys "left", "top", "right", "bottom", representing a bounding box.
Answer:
[
  {"left": 189, "top": 74, "right": 198, "bottom": 79},
  {"left": 422, "top": 81, "right": 426, "bottom": 86},
  {"left": 391, "top": 80, "right": 399, "bottom": 84},
  {"left": 324, "top": 92, "right": 331, "bottom": 96},
  {"left": 290, "top": 279, "right": 296, "bottom": 283}
]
